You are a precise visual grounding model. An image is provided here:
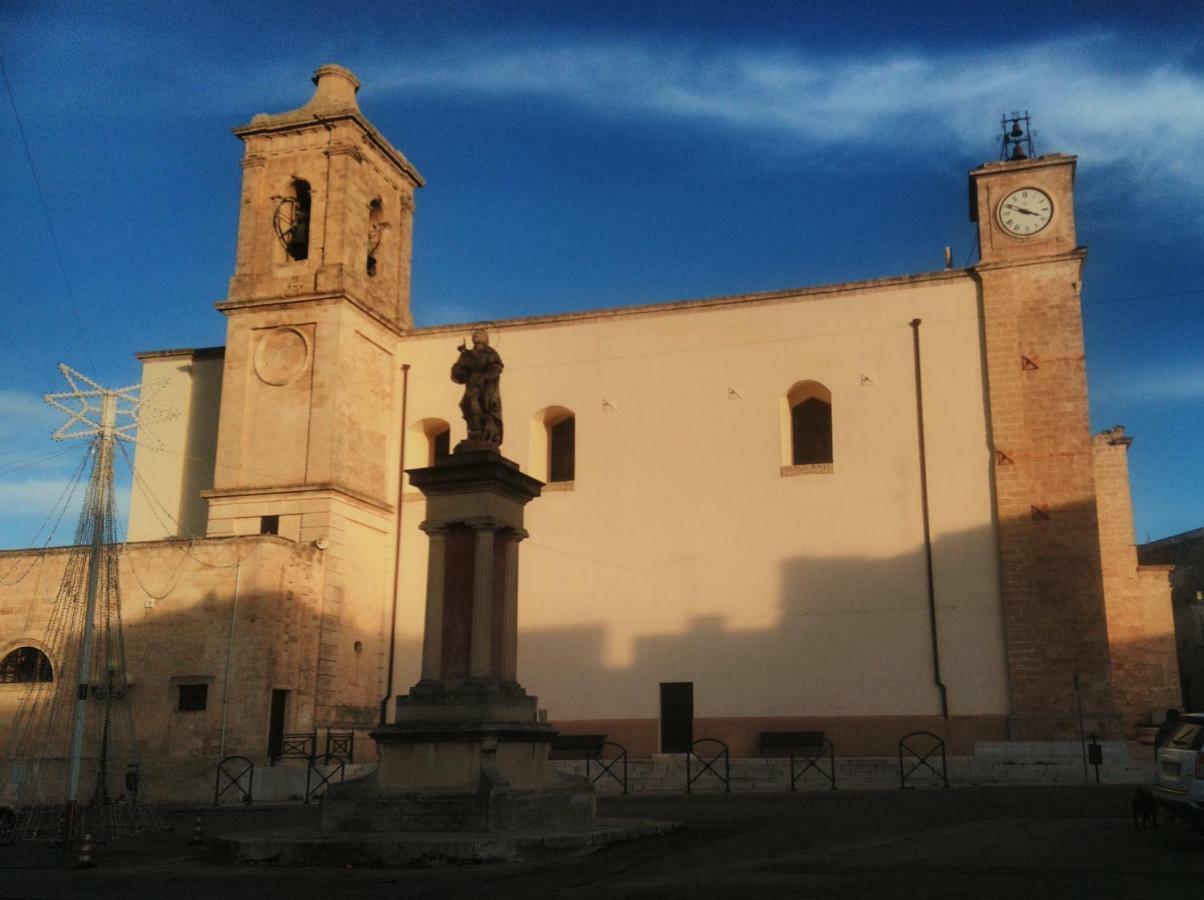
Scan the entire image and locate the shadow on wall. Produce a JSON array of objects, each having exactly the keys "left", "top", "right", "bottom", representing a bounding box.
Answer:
[{"left": 510, "top": 500, "right": 1166, "bottom": 755}]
